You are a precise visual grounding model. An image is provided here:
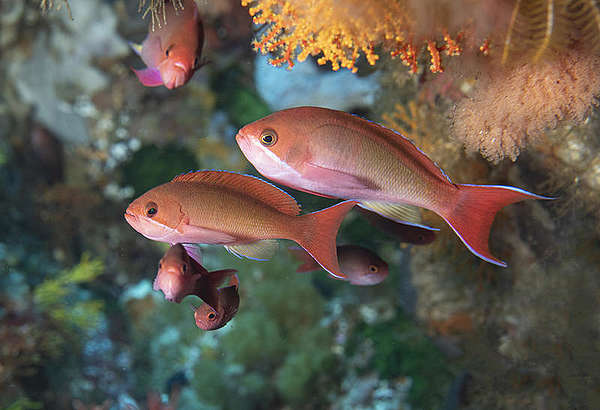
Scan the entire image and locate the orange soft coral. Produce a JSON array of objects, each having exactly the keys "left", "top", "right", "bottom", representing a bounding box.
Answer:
[
  {"left": 452, "top": 47, "right": 600, "bottom": 162},
  {"left": 241, "top": 0, "right": 498, "bottom": 73}
]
